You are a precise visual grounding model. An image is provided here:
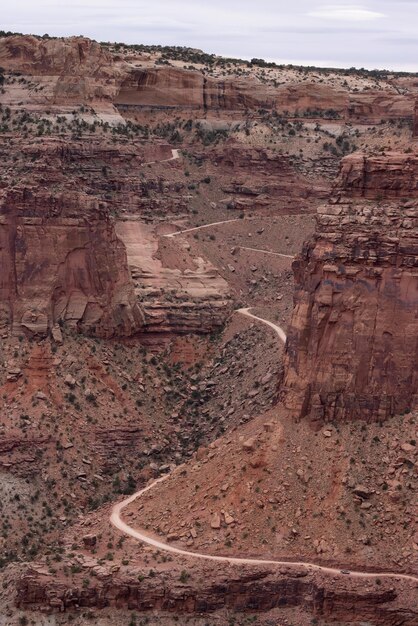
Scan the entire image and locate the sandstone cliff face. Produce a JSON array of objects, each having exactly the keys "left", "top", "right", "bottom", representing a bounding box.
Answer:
[
  {"left": 115, "top": 66, "right": 416, "bottom": 123},
  {"left": 347, "top": 92, "right": 416, "bottom": 123},
  {"left": 1, "top": 35, "right": 416, "bottom": 125},
  {"left": 0, "top": 189, "right": 145, "bottom": 338},
  {"left": 115, "top": 221, "right": 232, "bottom": 336},
  {"left": 0, "top": 133, "right": 232, "bottom": 339},
  {"left": 338, "top": 152, "right": 418, "bottom": 199},
  {"left": 11, "top": 136, "right": 187, "bottom": 220},
  {"left": 0, "top": 35, "right": 121, "bottom": 104},
  {"left": 115, "top": 69, "right": 347, "bottom": 115},
  {"left": 16, "top": 565, "right": 416, "bottom": 625},
  {"left": 203, "top": 143, "right": 331, "bottom": 204},
  {"left": 0, "top": 35, "right": 112, "bottom": 75},
  {"left": 282, "top": 152, "right": 418, "bottom": 422},
  {"left": 116, "top": 67, "right": 206, "bottom": 108}
]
